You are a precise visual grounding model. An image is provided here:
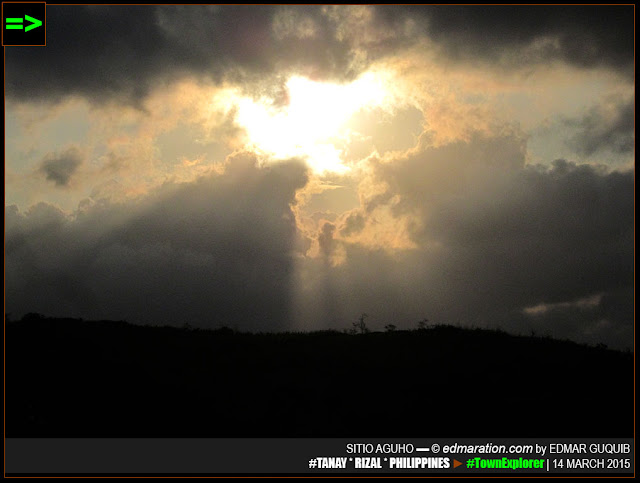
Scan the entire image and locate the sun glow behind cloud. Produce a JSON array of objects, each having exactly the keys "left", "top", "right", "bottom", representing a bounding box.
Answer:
[
  {"left": 2, "top": 5, "right": 634, "bottom": 350},
  {"left": 233, "top": 71, "right": 390, "bottom": 174}
]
